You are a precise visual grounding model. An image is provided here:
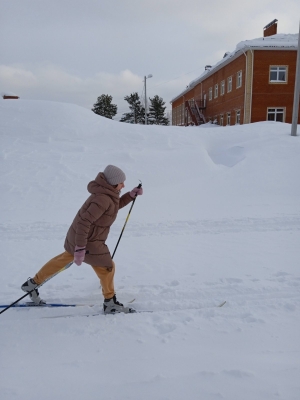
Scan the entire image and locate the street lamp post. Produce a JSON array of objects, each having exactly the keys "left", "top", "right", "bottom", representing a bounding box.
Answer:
[{"left": 144, "top": 74, "right": 153, "bottom": 125}]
